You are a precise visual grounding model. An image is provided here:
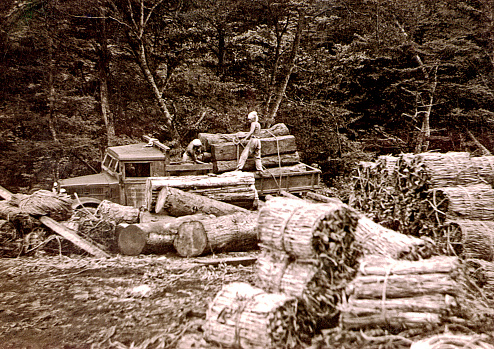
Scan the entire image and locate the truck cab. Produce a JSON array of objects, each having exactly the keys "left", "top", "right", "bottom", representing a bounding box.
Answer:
[{"left": 59, "top": 138, "right": 213, "bottom": 209}]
